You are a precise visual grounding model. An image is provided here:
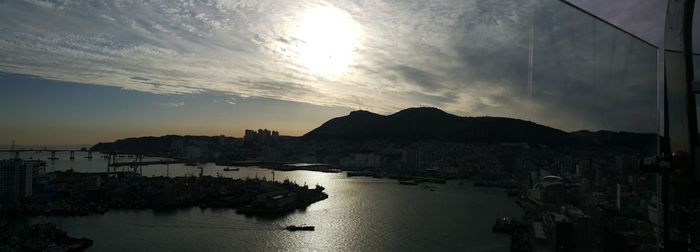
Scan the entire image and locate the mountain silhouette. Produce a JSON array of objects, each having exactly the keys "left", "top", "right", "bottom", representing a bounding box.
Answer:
[
  {"left": 91, "top": 107, "right": 657, "bottom": 153},
  {"left": 303, "top": 107, "right": 570, "bottom": 145}
]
